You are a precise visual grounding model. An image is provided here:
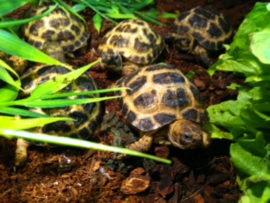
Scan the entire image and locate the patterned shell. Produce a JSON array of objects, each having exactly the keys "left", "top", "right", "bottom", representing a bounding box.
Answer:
[
  {"left": 115, "top": 64, "right": 207, "bottom": 132},
  {"left": 97, "top": 19, "right": 164, "bottom": 65},
  {"left": 22, "top": 5, "right": 89, "bottom": 53},
  {"left": 20, "top": 65, "right": 102, "bottom": 140},
  {"left": 171, "top": 6, "right": 233, "bottom": 51}
]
